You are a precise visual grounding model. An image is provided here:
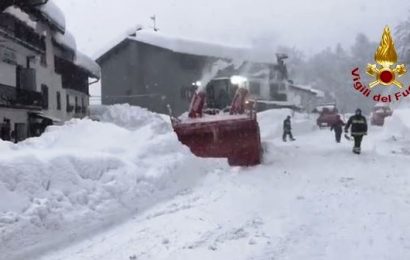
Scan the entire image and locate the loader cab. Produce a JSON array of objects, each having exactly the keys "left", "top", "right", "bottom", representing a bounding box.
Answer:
[{"left": 205, "top": 76, "right": 248, "bottom": 110}]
